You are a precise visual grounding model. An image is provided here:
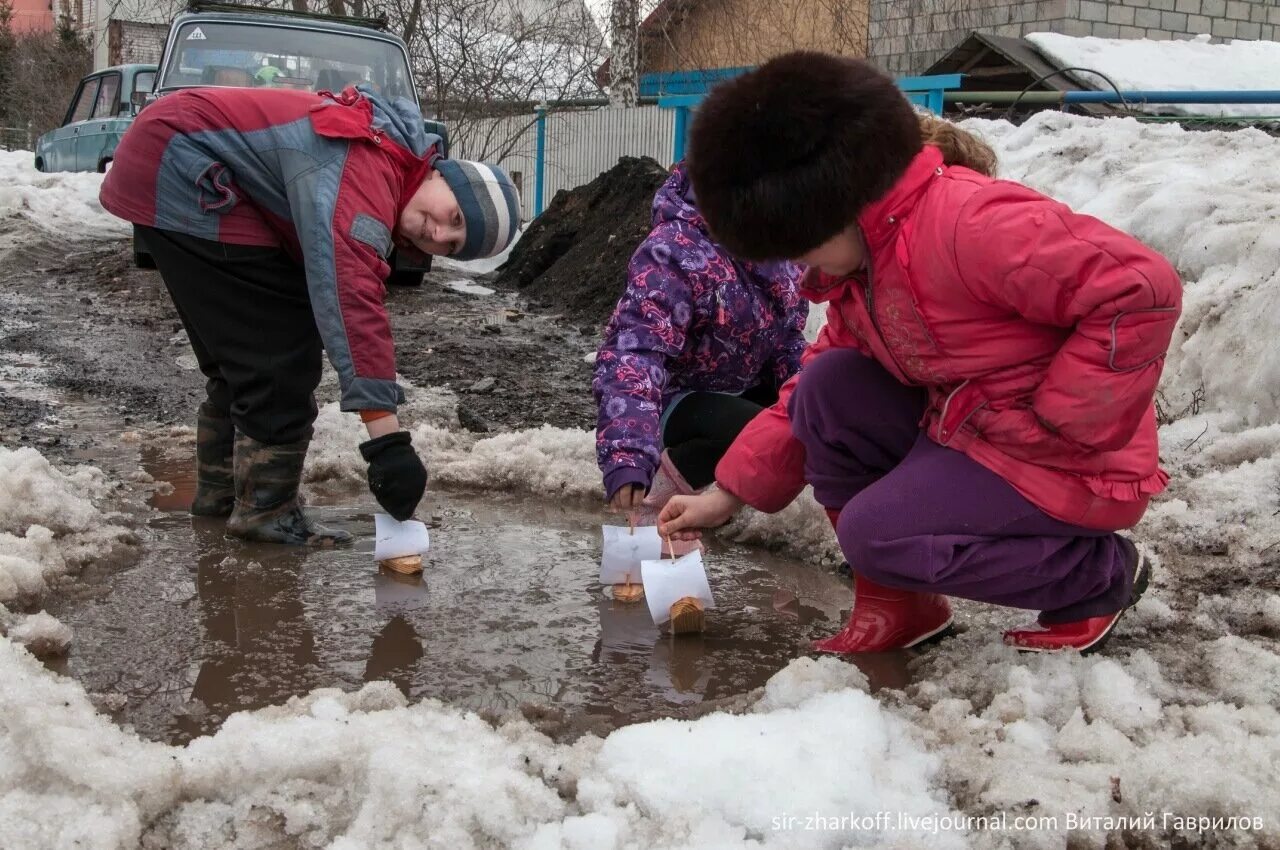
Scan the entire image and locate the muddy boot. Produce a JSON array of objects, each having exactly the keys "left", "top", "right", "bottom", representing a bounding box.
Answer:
[
  {"left": 190, "top": 403, "right": 236, "bottom": 517},
  {"left": 226, "top": 434, "right": 353, "bottom": 547}
]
